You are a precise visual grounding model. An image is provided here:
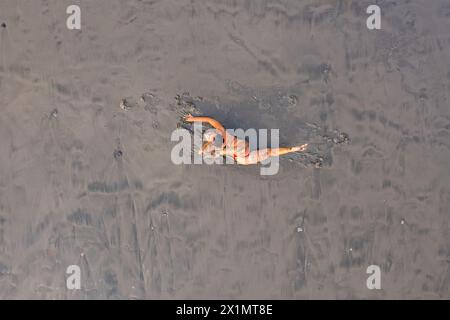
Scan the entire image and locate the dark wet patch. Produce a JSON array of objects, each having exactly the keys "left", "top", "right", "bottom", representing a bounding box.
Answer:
[
  {"left": 88, "top": 180, "right": 128, "bottom": 193},
  {"left": 293, "top": 243, "right": 307, "bottom": 290},
  {"left": 350, "top": 206, "right": 363, "bottom": 220},
  {"left": 148, "top": 191, "right": 182, "bottom": 209},
  {"left": 72, "top": 159, "right": 82, "bottom": 171},
  {"left": 54, "top": 82, "right": 70, "bottom": 96},
  {"left": 134, "top": 180, "right": 143, "bottom": 189},
  {"left": 0, "top": 261, "right": 9, "bottom": 275},
  {"left": 9, "top": 64, "right": 31, "bottom": 77},
  {"left": 351, "top": 159, "right": 362, "bottom": 175},
  {"left": 67, "top": 209, "right": 92, "bottom": 226},
  {"left": 25, "top": 215, "right": 51, "bottom": 246},
  {"left": 382, "top": 179, "right": 391, "bottom": 188},
  {"left": 104, "top": 270, "right": 119, "bottom": 298},
  {"left": 385, "top": 207, "right": 394, "bottom": 225},
  {"left": 351, "top": 108, "right": 365, "bottom": 121},
  {"left": 367, "top": 110, "right": 377, "bottom": 121},
  {"left": 380, "top": 253, "right": 393, "bottom": 273},
  {"left": 104, "top": 207, "right": 118, "bottom": 218},
  {"left": 312, "top": 169, "right": 322, "bottom": 199},
  {"left": 87, "top": 179, "right": 142, "bottom": 193},
  {"left": 340, "top": 232, "right": 373, "bottom": 269},
  {"left": 92, "top": 96, "right": 102, "bottom": 103},
  {"left": 306, "top": 207, "right": 327, "bottom": 226},
  {"left": 438, "top": 3, "right": 450, "bottom": 17},
  {"left": 297, "top": 63, "right": 332, "bottom": 82}
]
